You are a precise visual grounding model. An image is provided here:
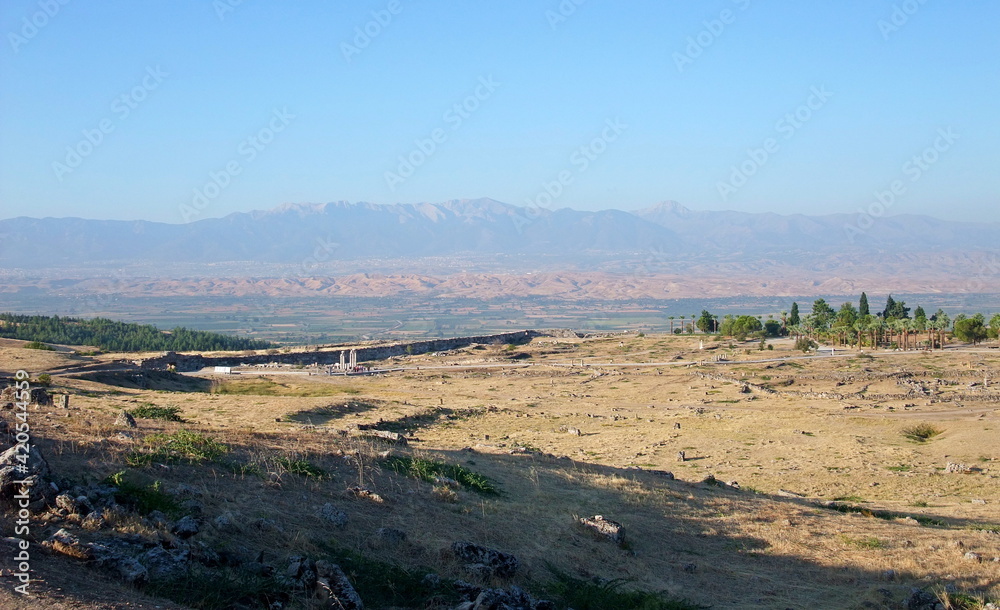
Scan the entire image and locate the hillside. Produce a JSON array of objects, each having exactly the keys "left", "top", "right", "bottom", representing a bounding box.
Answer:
[
  {"left": 2, "top": 199, "right": 998, "bottom": 270},
  {"left": 1, "top": 333, "right": 998, "bottom": 609}
]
